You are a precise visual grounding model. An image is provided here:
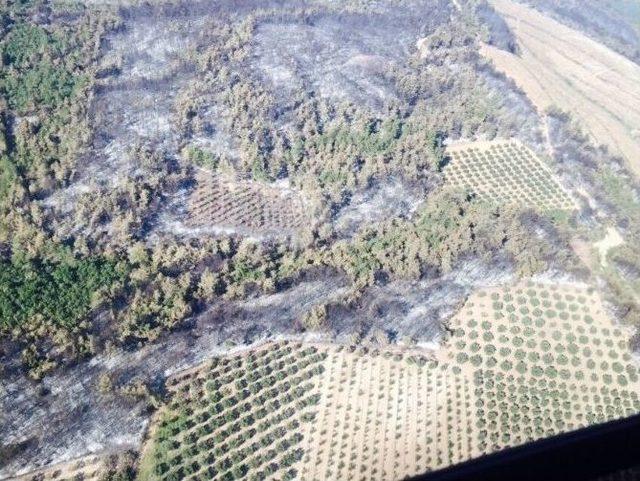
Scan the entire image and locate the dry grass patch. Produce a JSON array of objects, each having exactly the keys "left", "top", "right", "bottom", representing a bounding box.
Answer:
[
  {"left": 444, "top": 139, "right": 575, "bottom": 211},
  {"left": 187, "top": 171, "right": 309, "bottom": 236}
]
